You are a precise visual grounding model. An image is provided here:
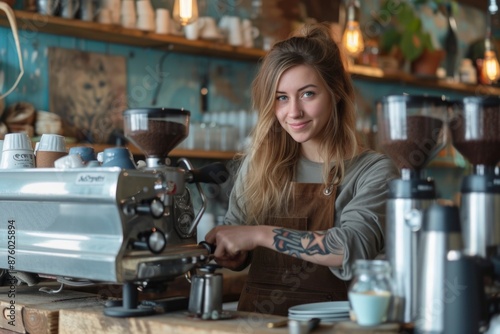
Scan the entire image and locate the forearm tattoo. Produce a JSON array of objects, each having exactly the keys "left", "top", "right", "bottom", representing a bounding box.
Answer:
[{"left": 273, "top": 228, "right": 333, "bottom": 259}]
